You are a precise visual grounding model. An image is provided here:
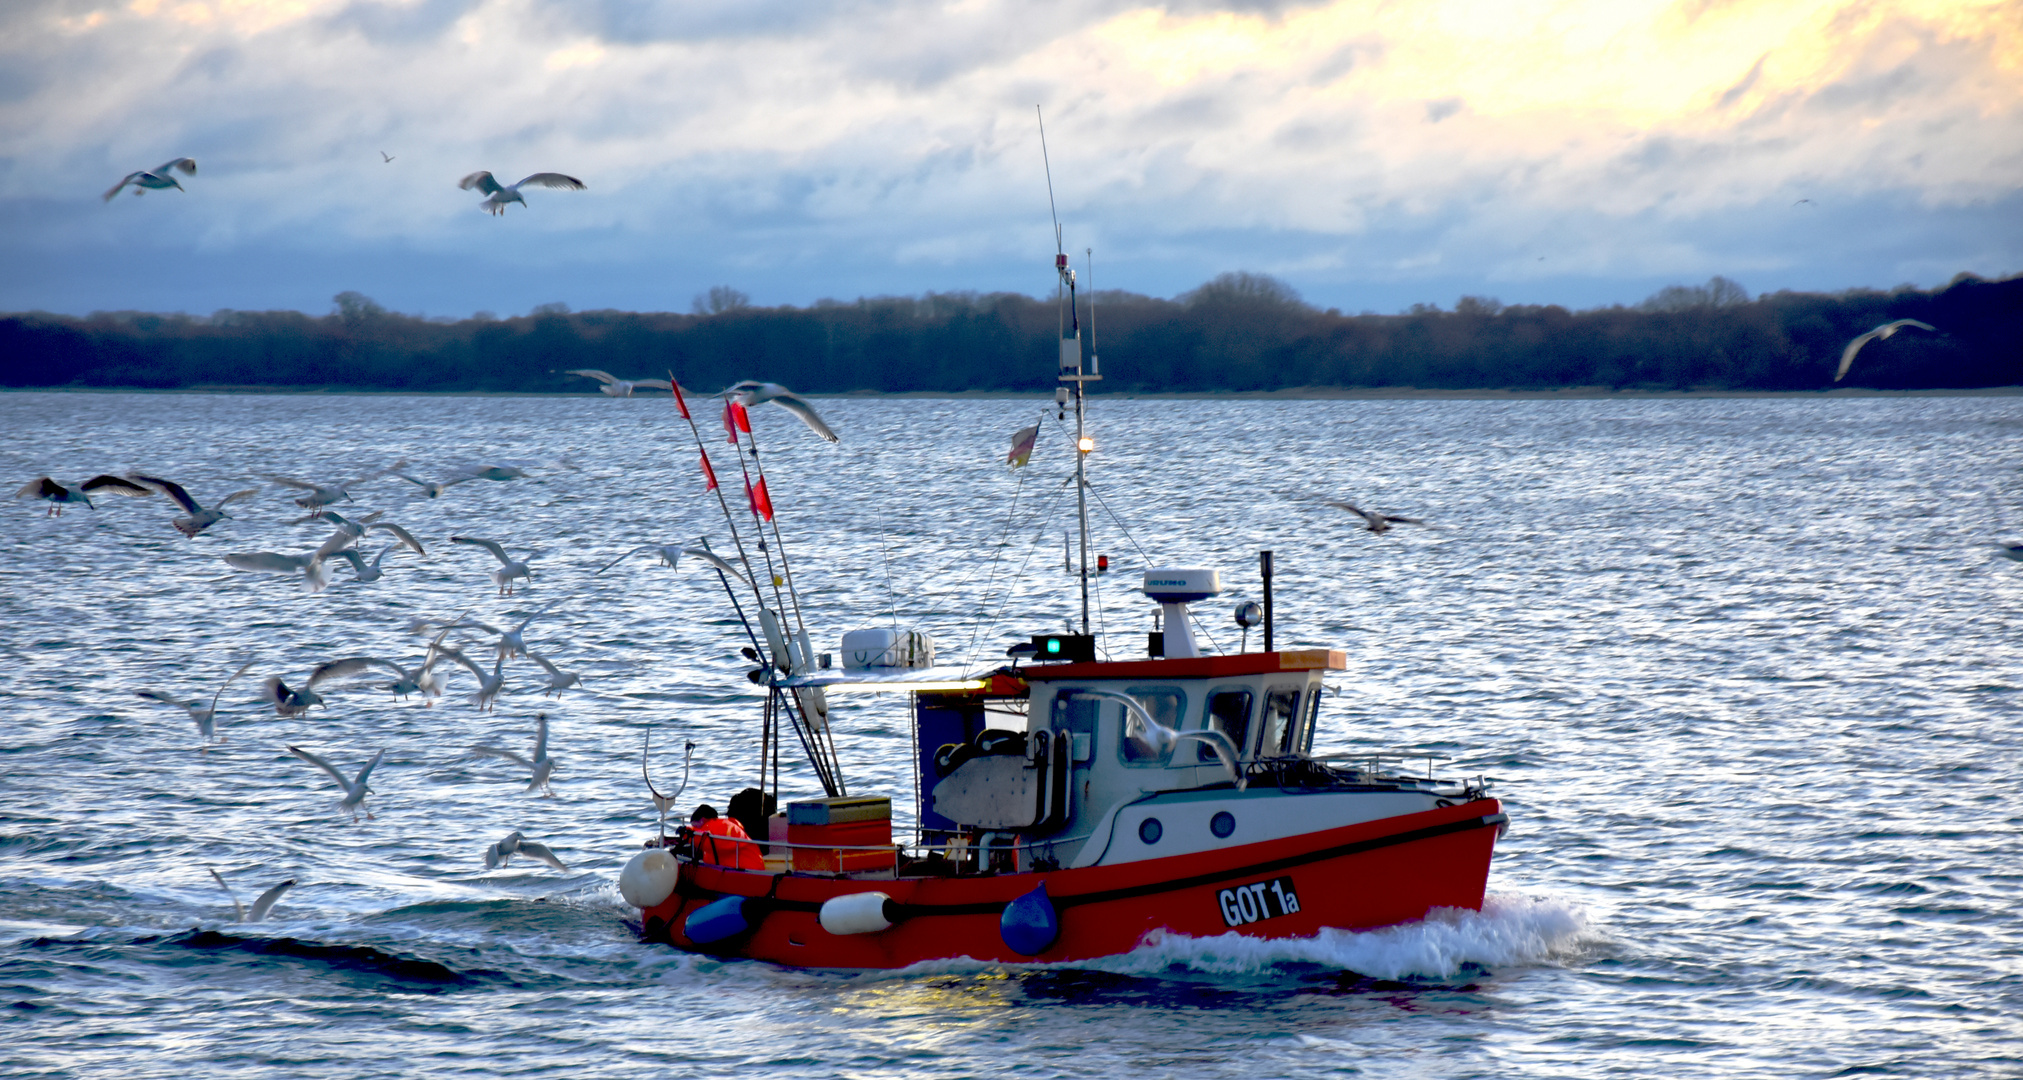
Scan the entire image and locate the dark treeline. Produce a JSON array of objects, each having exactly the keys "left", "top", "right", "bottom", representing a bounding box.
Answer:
[{"left": 3, "top": 272, "right": 2017, "bottom": 393}]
